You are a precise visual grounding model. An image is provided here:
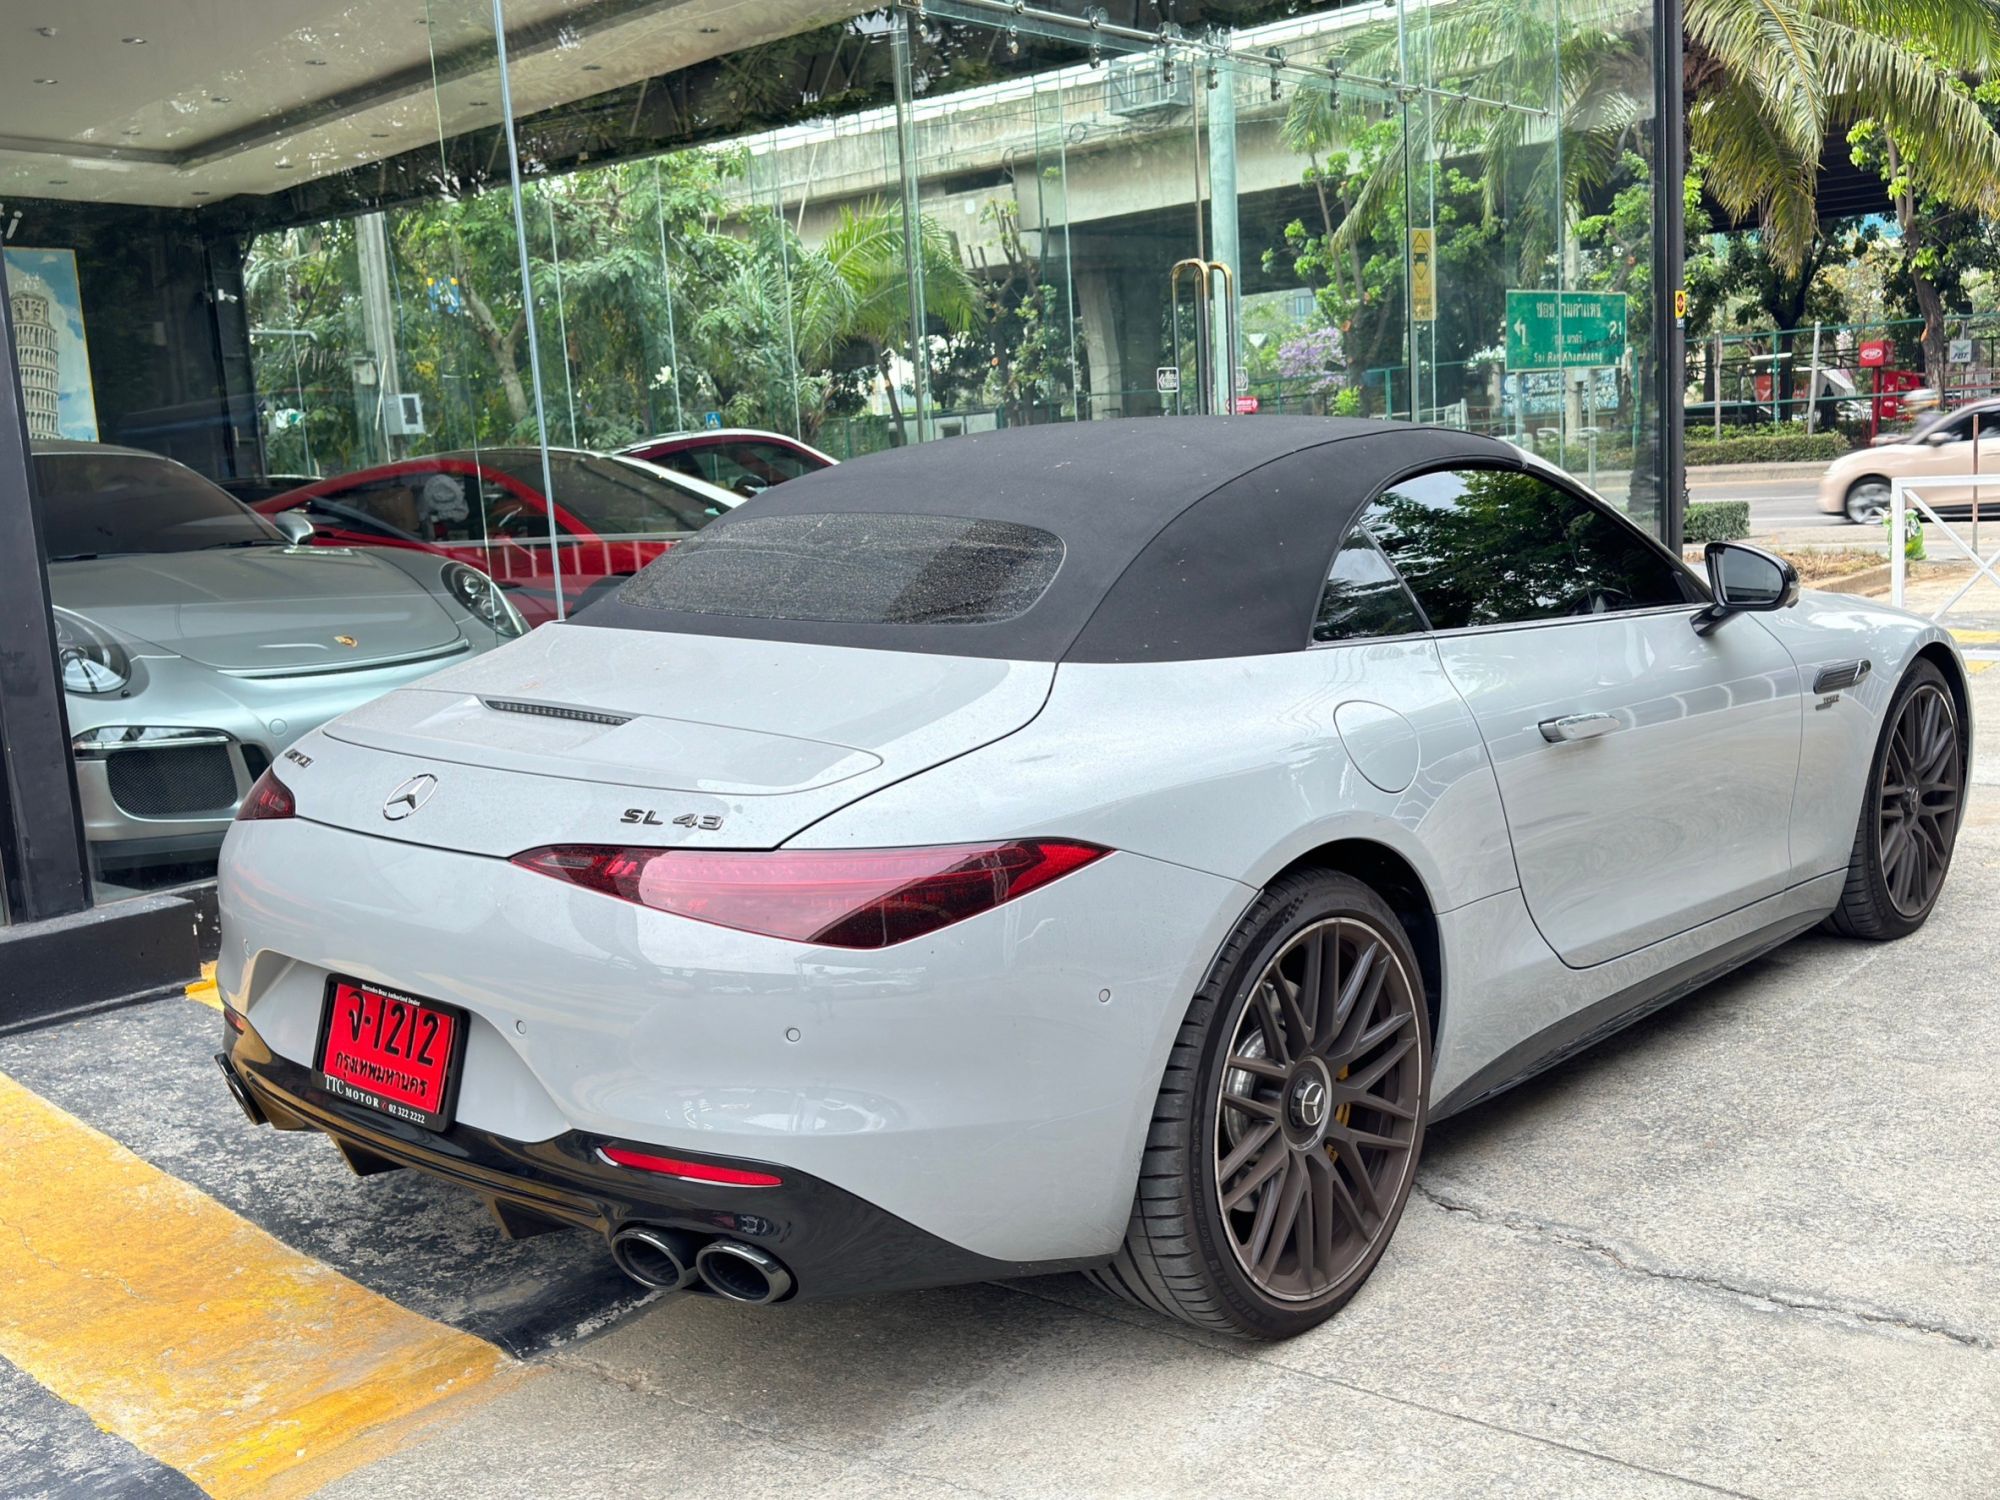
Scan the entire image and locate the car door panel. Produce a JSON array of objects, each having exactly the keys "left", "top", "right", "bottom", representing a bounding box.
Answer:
[{"left": 1438, "top": 608, "right": 1803, "bottom": 967}]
